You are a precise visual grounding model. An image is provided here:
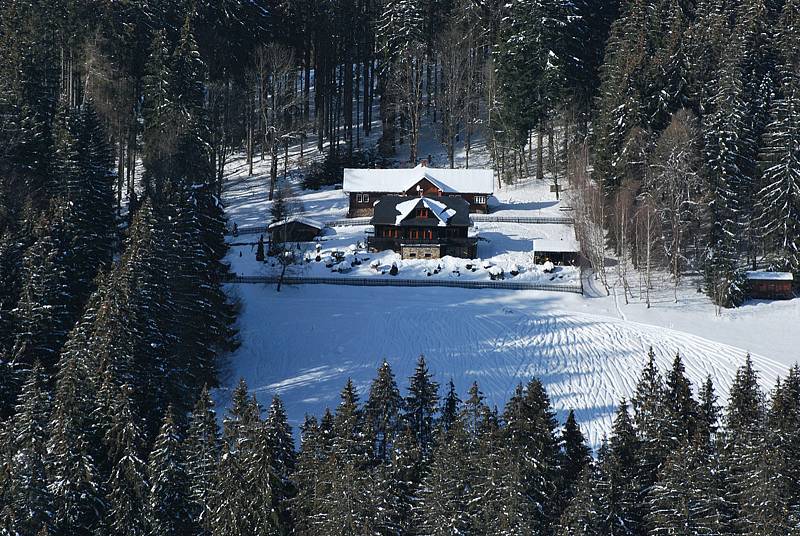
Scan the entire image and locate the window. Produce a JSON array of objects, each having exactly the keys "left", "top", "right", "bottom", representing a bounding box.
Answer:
[
  {"left": 356, "top": 193, "right": 370, "bottom": 204},
  {"left": 410, "top": 230, "right": 419, "bottom": 240},
  {"left": 418, "top": 208, "right": 429, "bottom": 218},
  {"left": 424, "top": 253, "right": 432, "bottom": 258},
  {"left": 475, "top": 195, "right": 487, "bottom": 205}
]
